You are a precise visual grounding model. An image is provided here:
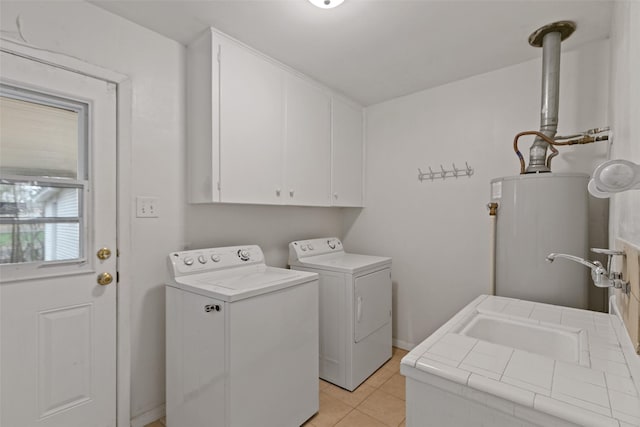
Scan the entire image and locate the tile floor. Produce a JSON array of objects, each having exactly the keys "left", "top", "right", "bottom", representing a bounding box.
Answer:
[{"left": 146, "top": 347, "right": 408, "bottom": 427}]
